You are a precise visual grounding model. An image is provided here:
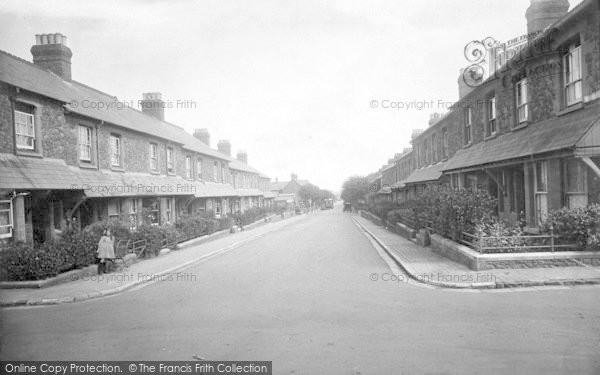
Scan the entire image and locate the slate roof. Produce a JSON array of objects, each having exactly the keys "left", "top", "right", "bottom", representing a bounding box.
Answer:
[
  {"left": 0, "top": 153, "right": 79, "bottom": 190},
  {"left": 235, "top": 188, "right": 265, "bottom": 197},
  {"left": 443, "top": 106, "right": 600, "bottom": 172},
  {"left": 0, "top": 50, "right": 228, "bottom": 161},
  {"left": 403, "top": 162, "right": 447, "bottom": 184}
]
